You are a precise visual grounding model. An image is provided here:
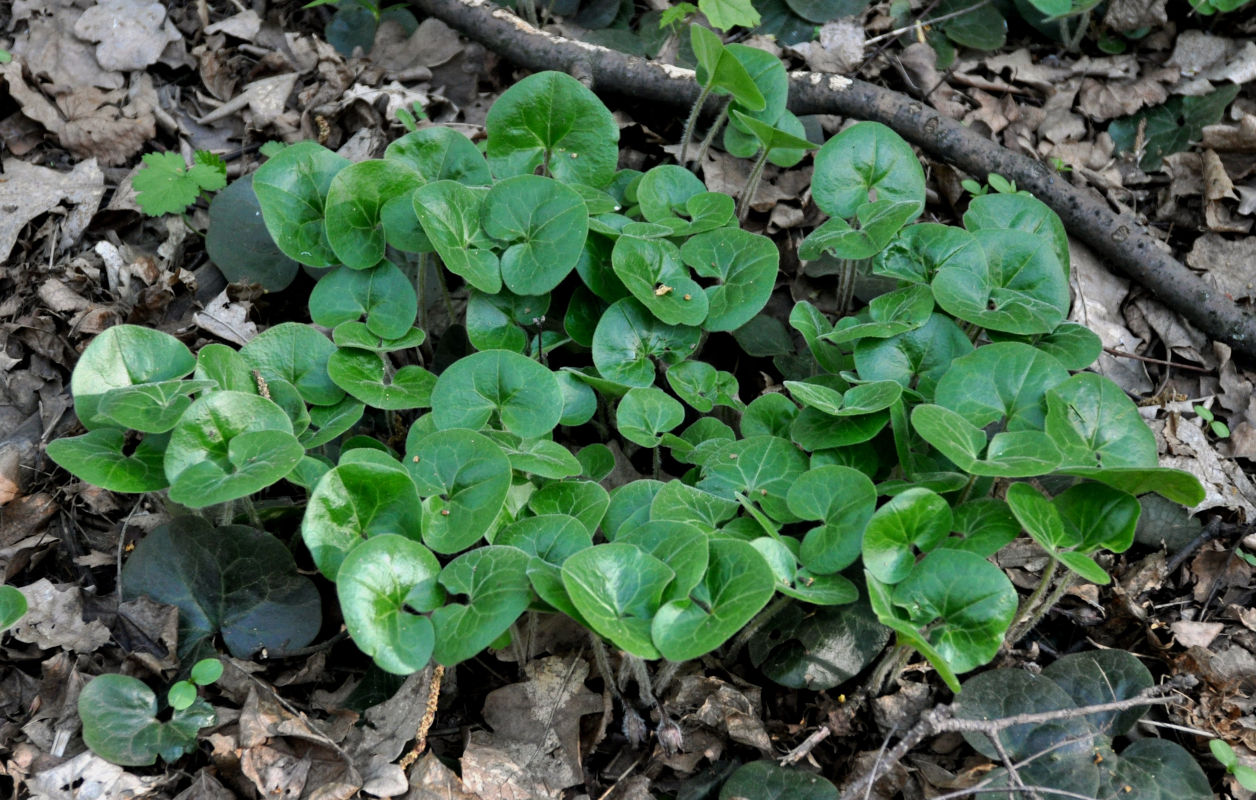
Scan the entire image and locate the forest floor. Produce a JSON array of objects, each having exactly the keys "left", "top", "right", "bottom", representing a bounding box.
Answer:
[{"left": 2, "top": 0, "right": 1256, "bottom": 798}]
